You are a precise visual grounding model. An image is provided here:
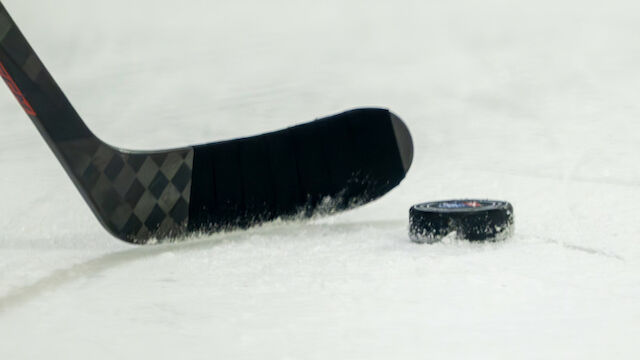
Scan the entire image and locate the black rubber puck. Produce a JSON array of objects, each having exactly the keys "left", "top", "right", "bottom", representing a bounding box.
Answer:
[{"left": 409, "top": 200, "right": 514, "bottom": 243}]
